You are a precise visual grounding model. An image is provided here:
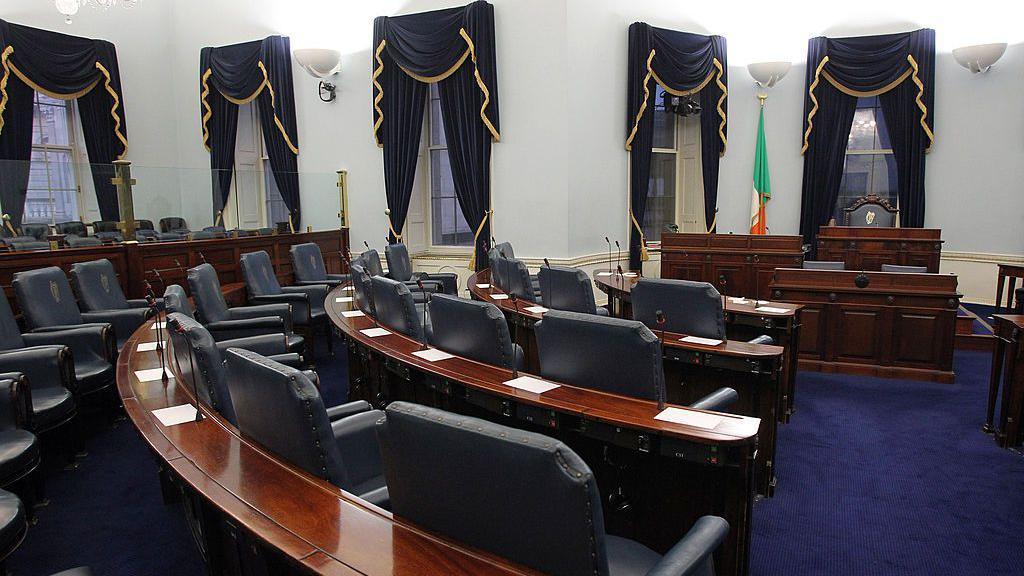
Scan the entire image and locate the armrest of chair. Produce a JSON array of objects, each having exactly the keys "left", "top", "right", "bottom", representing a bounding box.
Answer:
[
  {"left": 281, "top": 284, "right": 328, "bottom": 312},
  {"left": 266, "top": 353, "right": 303, "bottom": 367},
  {"left": 646, "top": 516, "right": 729, "bottom": 576},
  {"left": 689, "top": 388, "right": 738, "bottom": 412},
  {"left": 301, "top": 370, "right": 319, "bottom": 388},
  {"left": 331, "top": 409, "right": 385, "bottom": 493},
  {"left": 24, "top": 324, "right": 115, "bottom": 364},
  {"left": 206, "top": 317, "right": 285, "bottom": 341},
  {"left": 127, "top": 298, "right": 162, "bottom": 311},
  {"left": 746, "top": 335, "right": 774, "bottom": 346},
  {"left": 0, "top": 346, "right": 75, "bottom": 394},
  {"left": 214, "top": 334, "right": 288, "bottom": 357},
  {"left": 419, "top": 272, "right": 458, "bottom": 295},
  {"left": 326, "top": 274, "right": 351, "bottom": 283},
  {"left": 227, "top": 302, "right": 292, "bottom": 325},
  {"left": 326, "top": 400, "right": 373, "bottom": 422},
  {"left": 250, "top": 294, "right": 310, "bottom": 324},
  {"left": 82, "top": 308, "right": 153, "bottom": 341}
]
